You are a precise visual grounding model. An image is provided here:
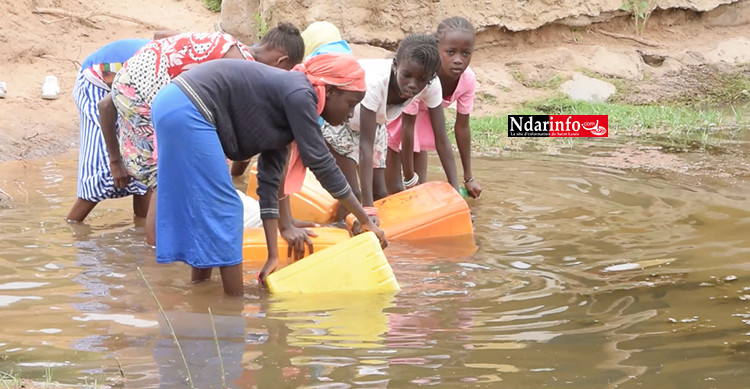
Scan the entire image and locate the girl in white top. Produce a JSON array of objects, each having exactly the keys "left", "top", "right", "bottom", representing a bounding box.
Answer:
[{"left": 321, "top": 34, "right": 459, "bottom": 216}]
